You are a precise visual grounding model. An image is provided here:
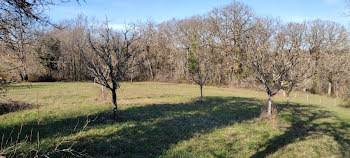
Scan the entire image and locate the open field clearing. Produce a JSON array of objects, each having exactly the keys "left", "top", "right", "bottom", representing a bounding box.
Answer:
[
  {"left": 2, "top": 0, "right": 350, "bottom": 157},
  {"left": 0, "top": 82, "right": 349, "bottom": 157}
]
